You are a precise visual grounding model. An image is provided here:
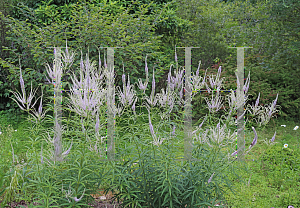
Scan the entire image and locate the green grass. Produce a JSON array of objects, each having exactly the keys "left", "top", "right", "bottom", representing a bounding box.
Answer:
[{"left": 0, "top": 109, "right": 299, "bottom": 207}]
